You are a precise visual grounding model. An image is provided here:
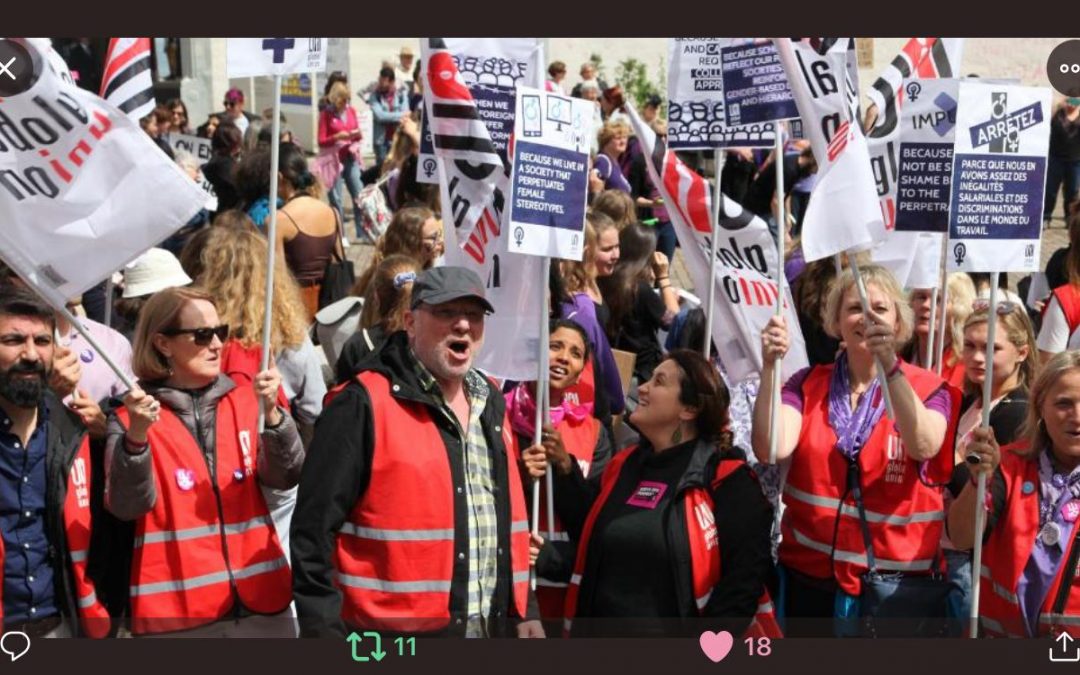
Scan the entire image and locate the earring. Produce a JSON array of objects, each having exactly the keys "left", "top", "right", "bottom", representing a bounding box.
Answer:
[{"left": 671, "top": 425, "right": 683, "bottom": 446}]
